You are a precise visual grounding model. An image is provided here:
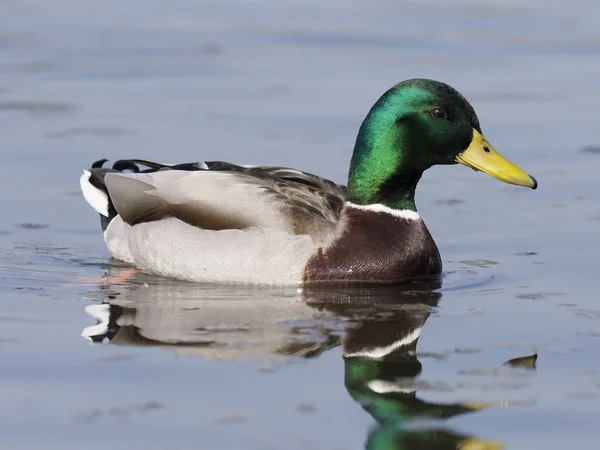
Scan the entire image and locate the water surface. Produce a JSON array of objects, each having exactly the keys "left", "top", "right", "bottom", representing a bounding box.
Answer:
[{"left": 1, "top": 1, "right": 600, "bottom": 449}]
